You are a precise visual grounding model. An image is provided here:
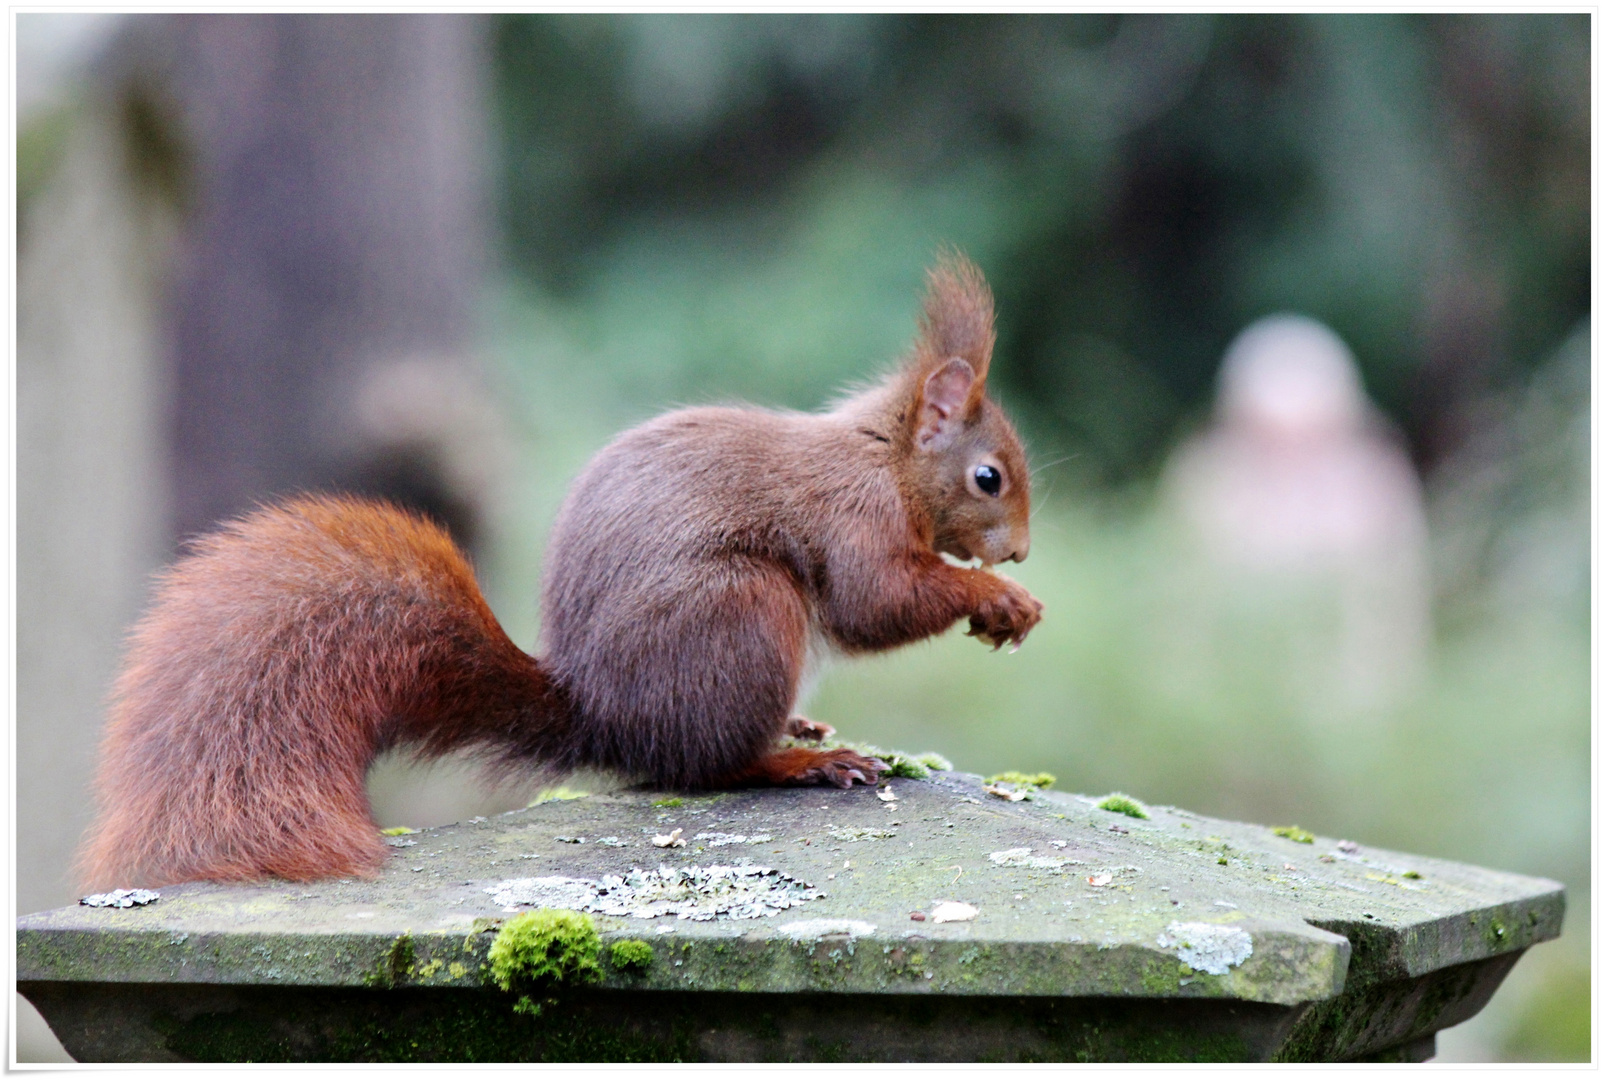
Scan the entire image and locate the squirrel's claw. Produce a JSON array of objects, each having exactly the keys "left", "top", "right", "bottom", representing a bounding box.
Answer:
[
  {"left": 965, "top": 619, "right": 1012, "bottom": 651},
  {"left": 968, "top": 580, "right": 1043, "bottom": 651}
]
